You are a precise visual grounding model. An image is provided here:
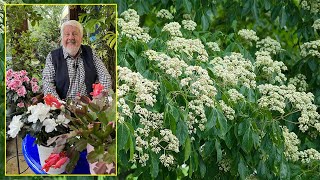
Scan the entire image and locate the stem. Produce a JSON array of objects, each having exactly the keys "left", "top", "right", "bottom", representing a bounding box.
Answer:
[{"left": 275, "top": 109, "right": 300, "bottom": 121}]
